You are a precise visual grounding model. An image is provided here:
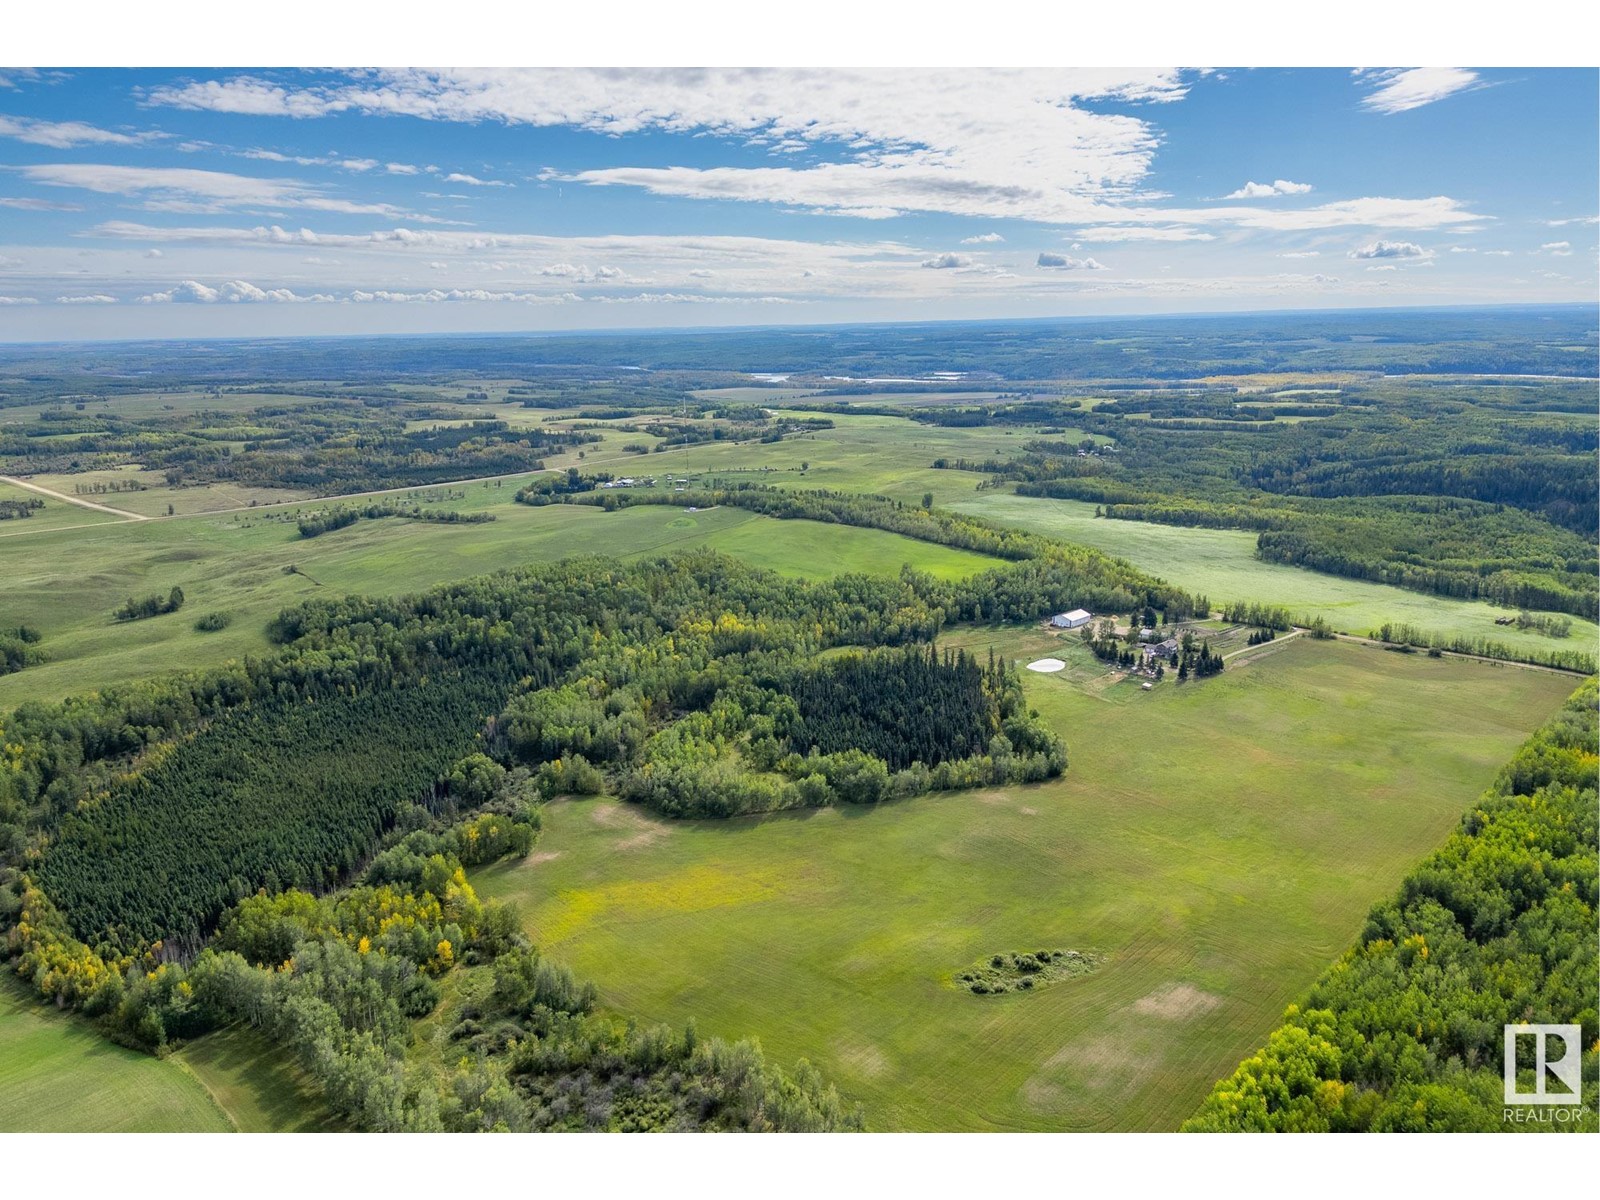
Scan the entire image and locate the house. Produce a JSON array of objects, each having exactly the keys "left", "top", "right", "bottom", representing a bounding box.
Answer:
[
  {"left": 1142, "top": 637, "right": 1180, "bottom": 663},
  {"left": 1050, "top": 609, "right": 1093, "bottom": 630}
]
